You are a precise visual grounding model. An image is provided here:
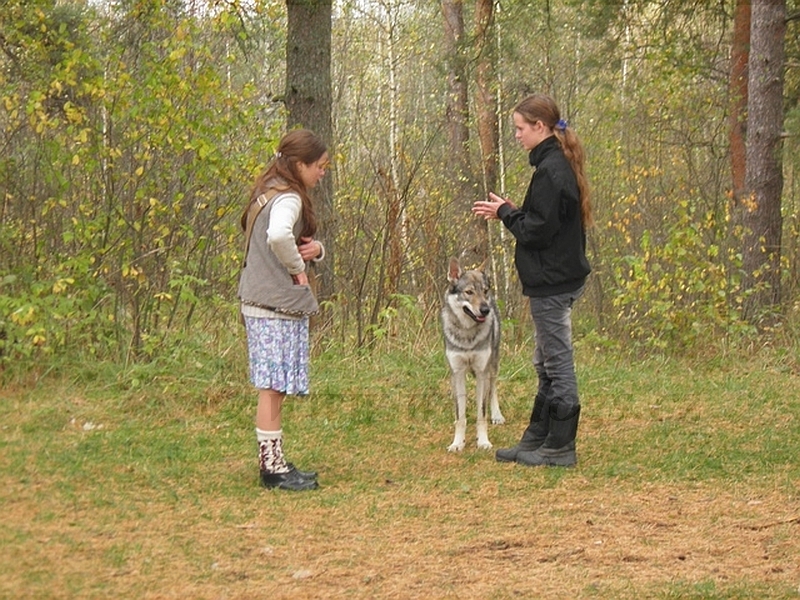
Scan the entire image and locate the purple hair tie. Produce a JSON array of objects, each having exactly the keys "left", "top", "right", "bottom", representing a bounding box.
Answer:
[{"left": 556, "top": 119, "right": 568, "bottom": 131}]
